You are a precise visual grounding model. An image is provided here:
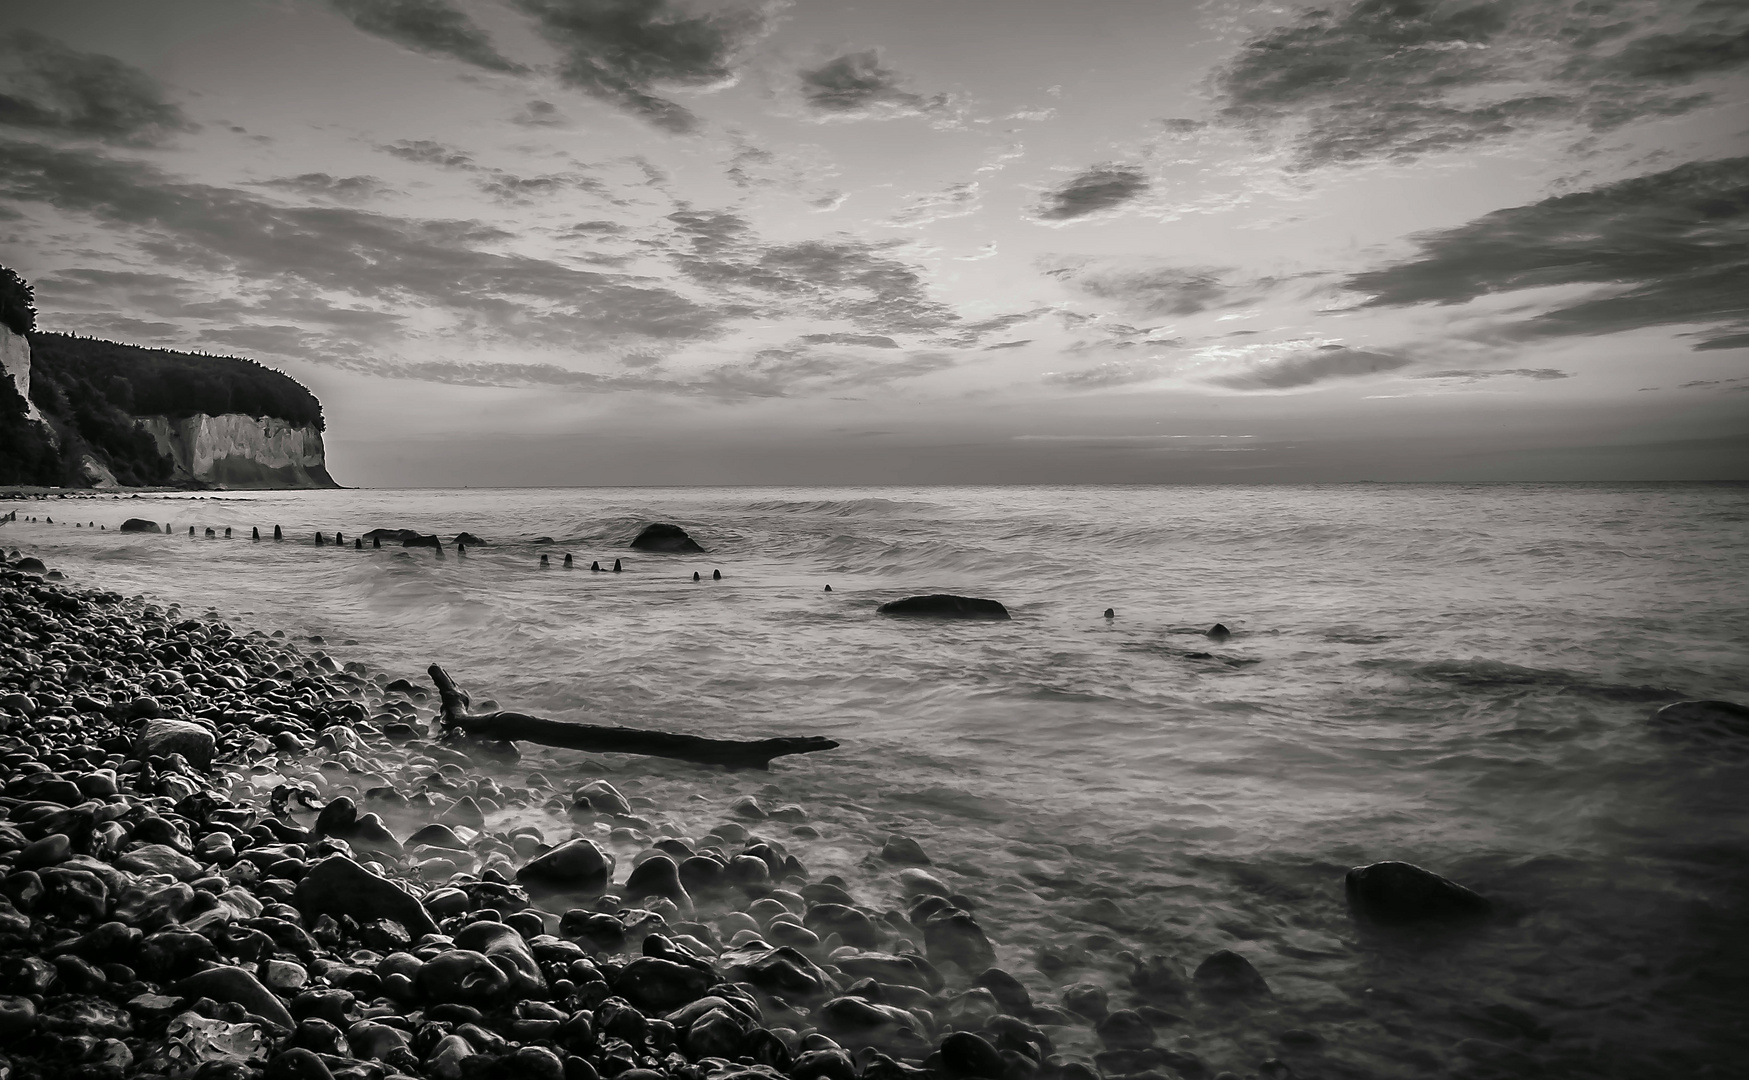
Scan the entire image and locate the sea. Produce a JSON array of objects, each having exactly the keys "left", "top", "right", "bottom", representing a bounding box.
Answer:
[{"left": 8, "top": 483, "right": 1749, "bottom": 1076}]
